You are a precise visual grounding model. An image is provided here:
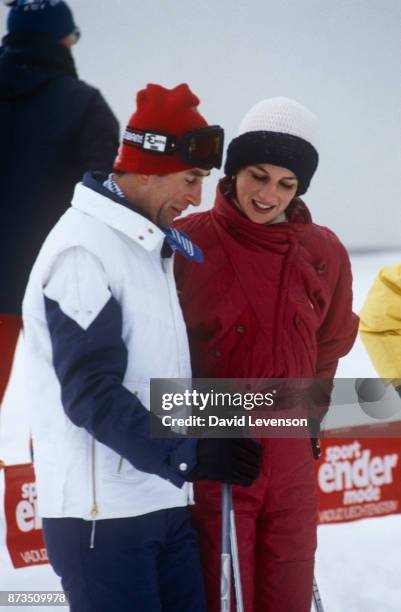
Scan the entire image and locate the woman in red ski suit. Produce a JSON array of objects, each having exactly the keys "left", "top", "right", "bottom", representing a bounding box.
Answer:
[{"left": 174, "top": 97, "right": 358, "bottom": 612}]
